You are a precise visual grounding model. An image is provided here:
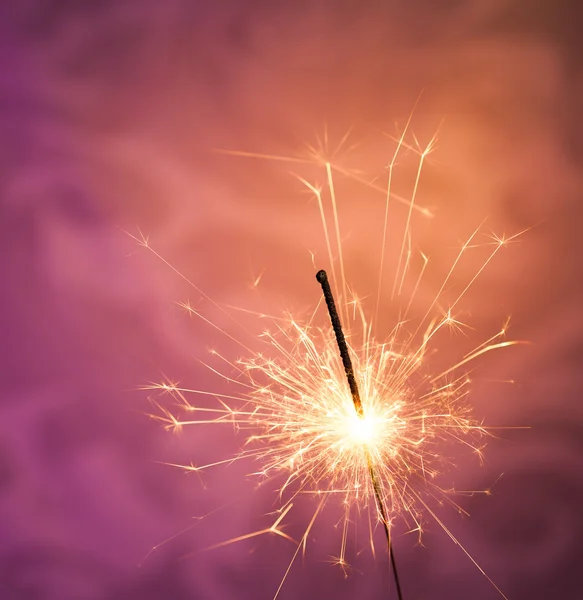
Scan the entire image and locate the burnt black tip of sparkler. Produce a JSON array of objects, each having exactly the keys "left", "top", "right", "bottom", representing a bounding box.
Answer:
[
  {"left": 316, "top": 268, "right": 364, "bottom": 416},
  {"left": 315, "top": 269, "right": 328, "bottom": 284}
]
